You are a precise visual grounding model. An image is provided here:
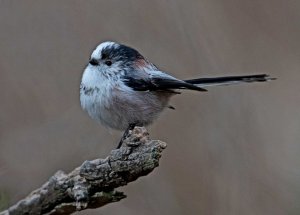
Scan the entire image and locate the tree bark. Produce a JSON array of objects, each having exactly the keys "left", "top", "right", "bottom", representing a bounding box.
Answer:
[{"left": 0, "top": 127, "right": 167, "bottom": 215}]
